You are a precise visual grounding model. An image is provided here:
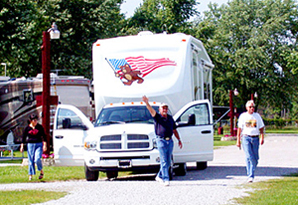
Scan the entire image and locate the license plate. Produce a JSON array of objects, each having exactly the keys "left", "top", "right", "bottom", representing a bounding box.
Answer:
[{"left": 118, "top": 160, "right": 131, "bottom": 168}]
